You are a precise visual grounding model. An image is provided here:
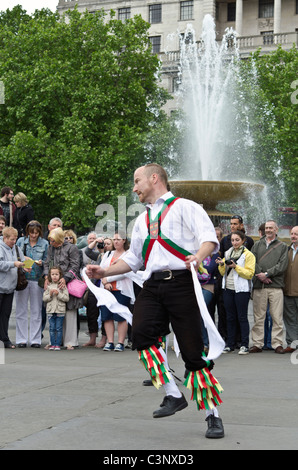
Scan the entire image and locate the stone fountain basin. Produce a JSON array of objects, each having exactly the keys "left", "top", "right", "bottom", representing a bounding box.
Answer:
[{"left": 169, "top": 180, "right": 264, "bottom": 211}]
